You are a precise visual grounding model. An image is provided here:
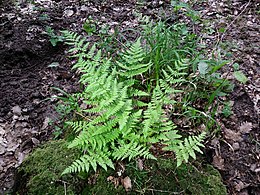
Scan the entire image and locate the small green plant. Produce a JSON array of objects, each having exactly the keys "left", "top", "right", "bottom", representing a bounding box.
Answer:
[
  {"left": 171, "top": 0, "right": 201, "bottom": 22},
  {"left": 45, "top": 26, "right": 64, "bottom": 46},
  {"left": 232, "top": 63, "right": 248, "bottom": 84},
  {"left": 222, "top": 101, "right": 232, "bottom": 118},
  {"left": 83, "top": 17, "right": 97, "bottom": 35},
  {"left": 39, "top": 13, "right": 50, "bottom": 21},
  {"left": 59, "top": 30, "right": 207, "bottom": 175},
  {"left": 140, "top": 20, "right": 233, "bottom": 130}
]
